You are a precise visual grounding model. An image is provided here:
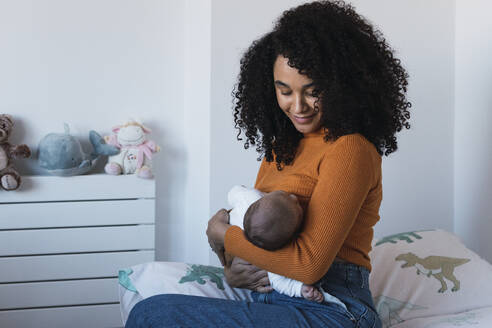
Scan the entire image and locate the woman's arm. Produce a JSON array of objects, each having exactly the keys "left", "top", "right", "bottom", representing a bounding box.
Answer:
[
  {"left": 207, "top": 209, "right": 273, "bottom": 292},
  {"left": 224, "top": 136, "right": 379, "bottom": 284},
  {"left": 206, "top": 209, "right": 230, "bottom": 266}
]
